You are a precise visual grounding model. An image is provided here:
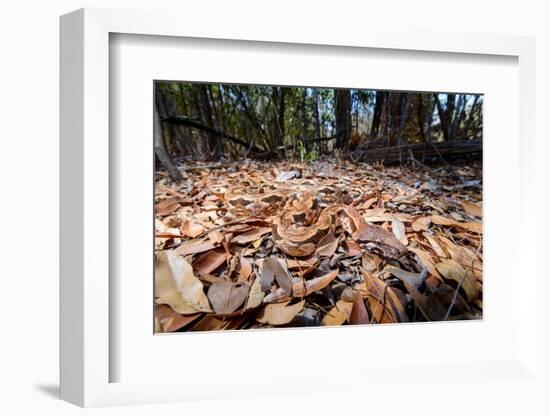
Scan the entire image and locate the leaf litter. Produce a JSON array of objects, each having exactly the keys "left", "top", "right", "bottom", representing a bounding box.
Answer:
[{"left": 154, "top": 159, "right": 482, "bottom": 332}]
